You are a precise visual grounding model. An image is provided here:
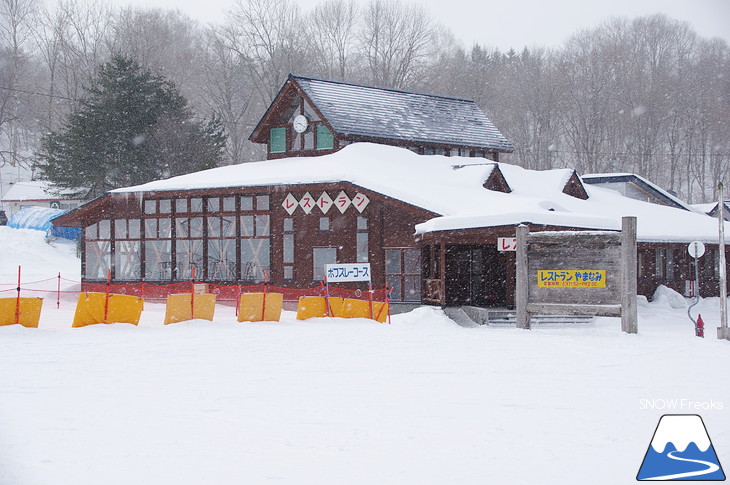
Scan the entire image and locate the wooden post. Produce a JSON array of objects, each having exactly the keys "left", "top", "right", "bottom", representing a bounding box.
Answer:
[
  {"left": 621, "top": 216, "right": 638, "bottom": 333},
  {"left": 515, "top": 224, "right": 530, "bottom": 329}
]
